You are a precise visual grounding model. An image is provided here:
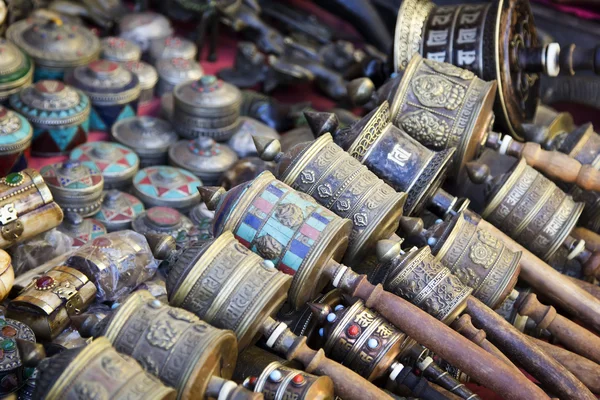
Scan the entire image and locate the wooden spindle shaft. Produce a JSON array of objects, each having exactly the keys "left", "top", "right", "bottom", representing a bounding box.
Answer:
[
  {"left": 566, "top": 276, "right": 600, "bottom": 301},
  {"left": 572, "top": 227, "right": 600, "bottom": 252},
  {"left": 333, "top": 271, "right": 551, "bottom": 400},
  {"left": 530, "top": 337, "right": 600, "bottom": 394},
  {"left": 508, "top": 141, "right": 600, "bottom": 192},
  {"left": 451, "top": 315, "right": 517, "bottom": 371},
  {"left": 465, "top": 296, "right": 595, "bottom": 400},
  {"left": 517, "top": 293, "right": 600, "bottom": 365},
  {"left": 478, "top": 219, "right": 600, "bottom": 333}
]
